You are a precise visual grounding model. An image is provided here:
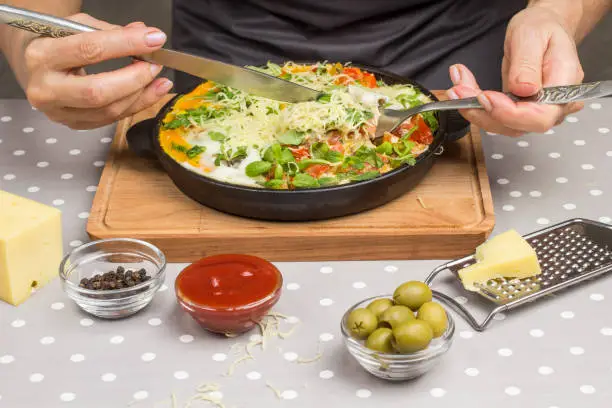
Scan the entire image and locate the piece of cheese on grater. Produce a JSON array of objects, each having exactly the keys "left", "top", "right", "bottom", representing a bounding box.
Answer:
[{"left": 458, "top": 229, "right": 541, "bottom": 291}]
